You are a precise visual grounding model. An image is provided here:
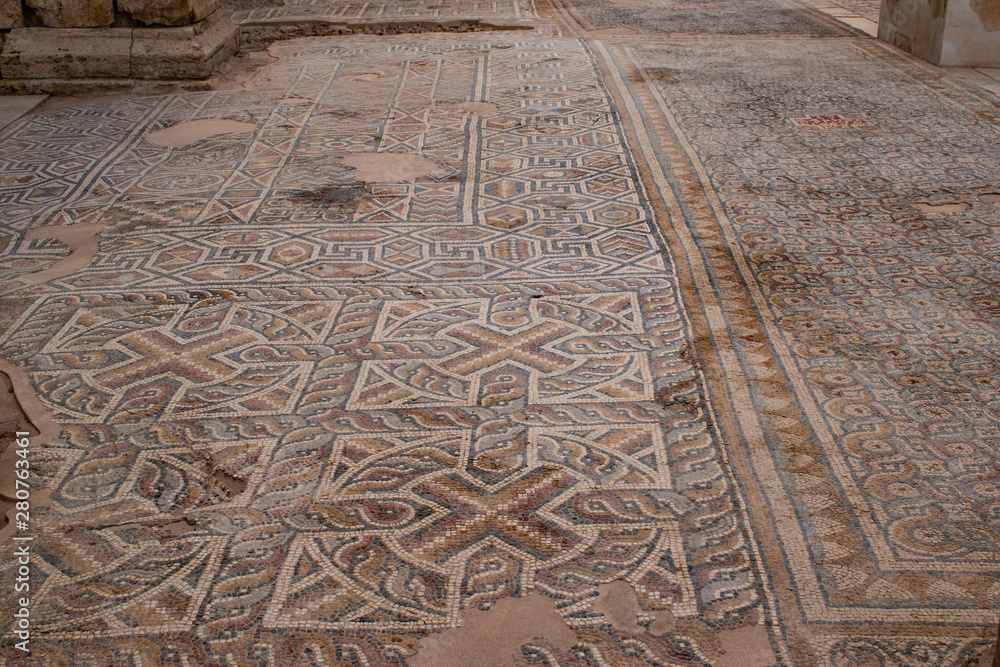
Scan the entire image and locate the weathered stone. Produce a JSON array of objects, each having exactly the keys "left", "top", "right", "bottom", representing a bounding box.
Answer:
[
  {"left": 878, "top": 0, "right": 947, "bottom": 61},
  {"left": 971, "top": 0, "right": 1000, "bottom": 31},
  {"left": 0, "top": 0, "right": 21, "bottom": 30},
  {"left": 879, "top": 0, "right": 1000, "bottom": 66},
  {"left": 131, "top": 10, "right": 238, "bottom": 79},
  {"left": 118, "top": 0, "right": 221, "bottom": 27},
  {"left": 26, "top": 0, "right": 114, "bottom": 27},
  {"left": 941, "top": 0, "right": 1000, "bottom": 65},
  {"left": 0, "top": 27, "right": 130, "bottom": 78}
]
